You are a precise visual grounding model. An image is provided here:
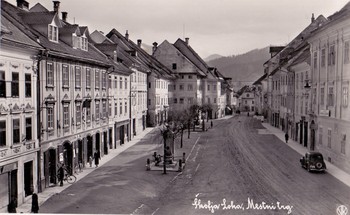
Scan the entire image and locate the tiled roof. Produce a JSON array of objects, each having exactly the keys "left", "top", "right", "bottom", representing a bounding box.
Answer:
[
  {"left": 29, "top": 3, "right": 49, "bottom": 12},
  {"left": 1, "top": 11, "right": 41, "bottom": 49},
  {"left": 173, "top": 38, "right": 207, "bottom": 76},
  {"left": 20, "top": 11, "right": 58, "bottom": 25},
  {"left": 2, "top": 0, "right": 111, "bottom": 66},
  {"left": 289, "top": 48, "right": 310, "bottom": 67},
  {"left": 252, "top": 73, "right": 267, "bottom": 85}
]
